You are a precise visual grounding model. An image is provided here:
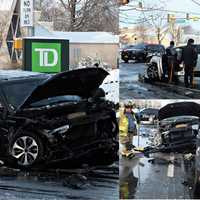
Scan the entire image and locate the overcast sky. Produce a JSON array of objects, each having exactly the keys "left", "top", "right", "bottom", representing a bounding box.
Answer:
[
  {"left": 120, "top": 0, "right": 200, "bottom": 29},
  {"left": 0, "top": 0, "right": 13, "bottom": 11}
]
